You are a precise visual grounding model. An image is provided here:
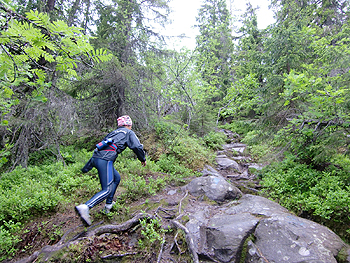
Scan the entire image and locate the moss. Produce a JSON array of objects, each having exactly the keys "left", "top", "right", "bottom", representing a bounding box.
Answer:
[
  {"left": 336, "top": 246, "right": 350, "bottom": 263},
  {"left": 181, "top": 215, "right": 190, "bottom": 224},
  {"left": 239, "top": 234, "right": 256, "bottom": 263}
]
